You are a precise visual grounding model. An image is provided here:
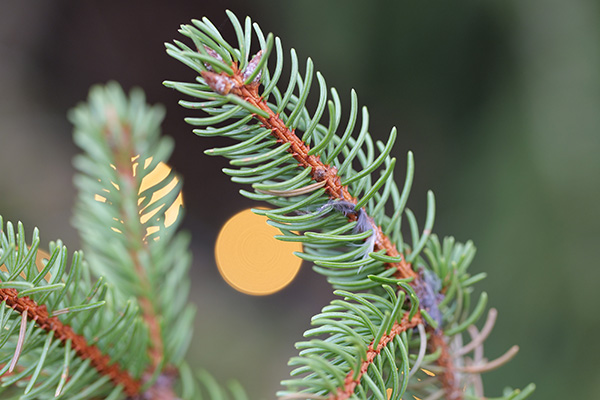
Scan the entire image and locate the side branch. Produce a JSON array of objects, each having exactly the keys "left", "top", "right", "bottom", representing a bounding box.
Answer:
[
  {"left": 103, "top": 112, "right": 182, "bottom": 400},
  {"left": 330, "top": 311, "right": 422, "bottom": 400},
  {"left": 0, "top": 288, "right": 141, "bottom": 396}
]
